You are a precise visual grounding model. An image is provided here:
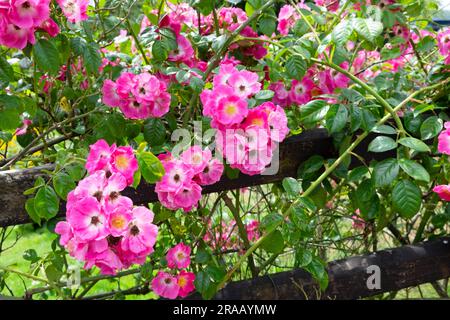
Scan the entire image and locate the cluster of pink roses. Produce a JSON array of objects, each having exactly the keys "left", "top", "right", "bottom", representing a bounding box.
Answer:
[
  {"left": 0, "top": 0, "right": 89, "bottom": 49},
  {"left": 155, "top": 146, "right": 224, "bottom": 212},
  {"left": 55, "top": 140, "right": 159, "bottom": 275},
  {"left": 151, "top": 243, "right": 195, "bottom": 299},
  {"left": 140, "top": 4, "right": 195, "bottom": 67},
  {"left": 141, "top": 5, "right": 267, "bottom": 62},
  {"left": 201, "top": 62, "right": 289, "bottom": 175},
  {"left": 203, "top": 219, "right": 260, "bottom": 252},
  {"left": 210, "top": 7, "right": 267, "bottom": 59},
  {"left": 102, "top": 72, "right": 171, "bottom": 120},
  {"left": 268, "top": 23, "right": 422, "bottom": 109},
  {"left": 0, "top": 0, "right": 55, "bottom": 49}
]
